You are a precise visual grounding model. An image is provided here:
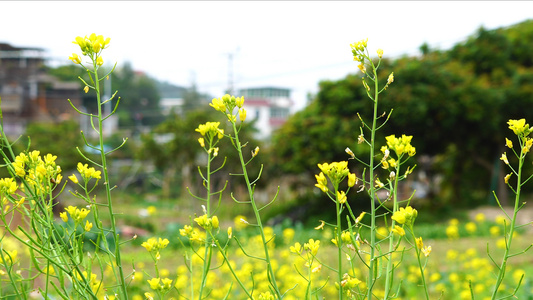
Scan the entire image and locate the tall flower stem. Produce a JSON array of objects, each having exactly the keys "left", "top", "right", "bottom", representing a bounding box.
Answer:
[
  {"left": 230, "top": 120, "right": 282, "bottom": 298},
  {"left": 366, "top": 57, "right": 380, "bottom": 300},
  {"left": 490, "top": 146, "right": 524, "bottom": 299},
  {"left": 92, "top": 57, "right": 128, "bottom": 299}
]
